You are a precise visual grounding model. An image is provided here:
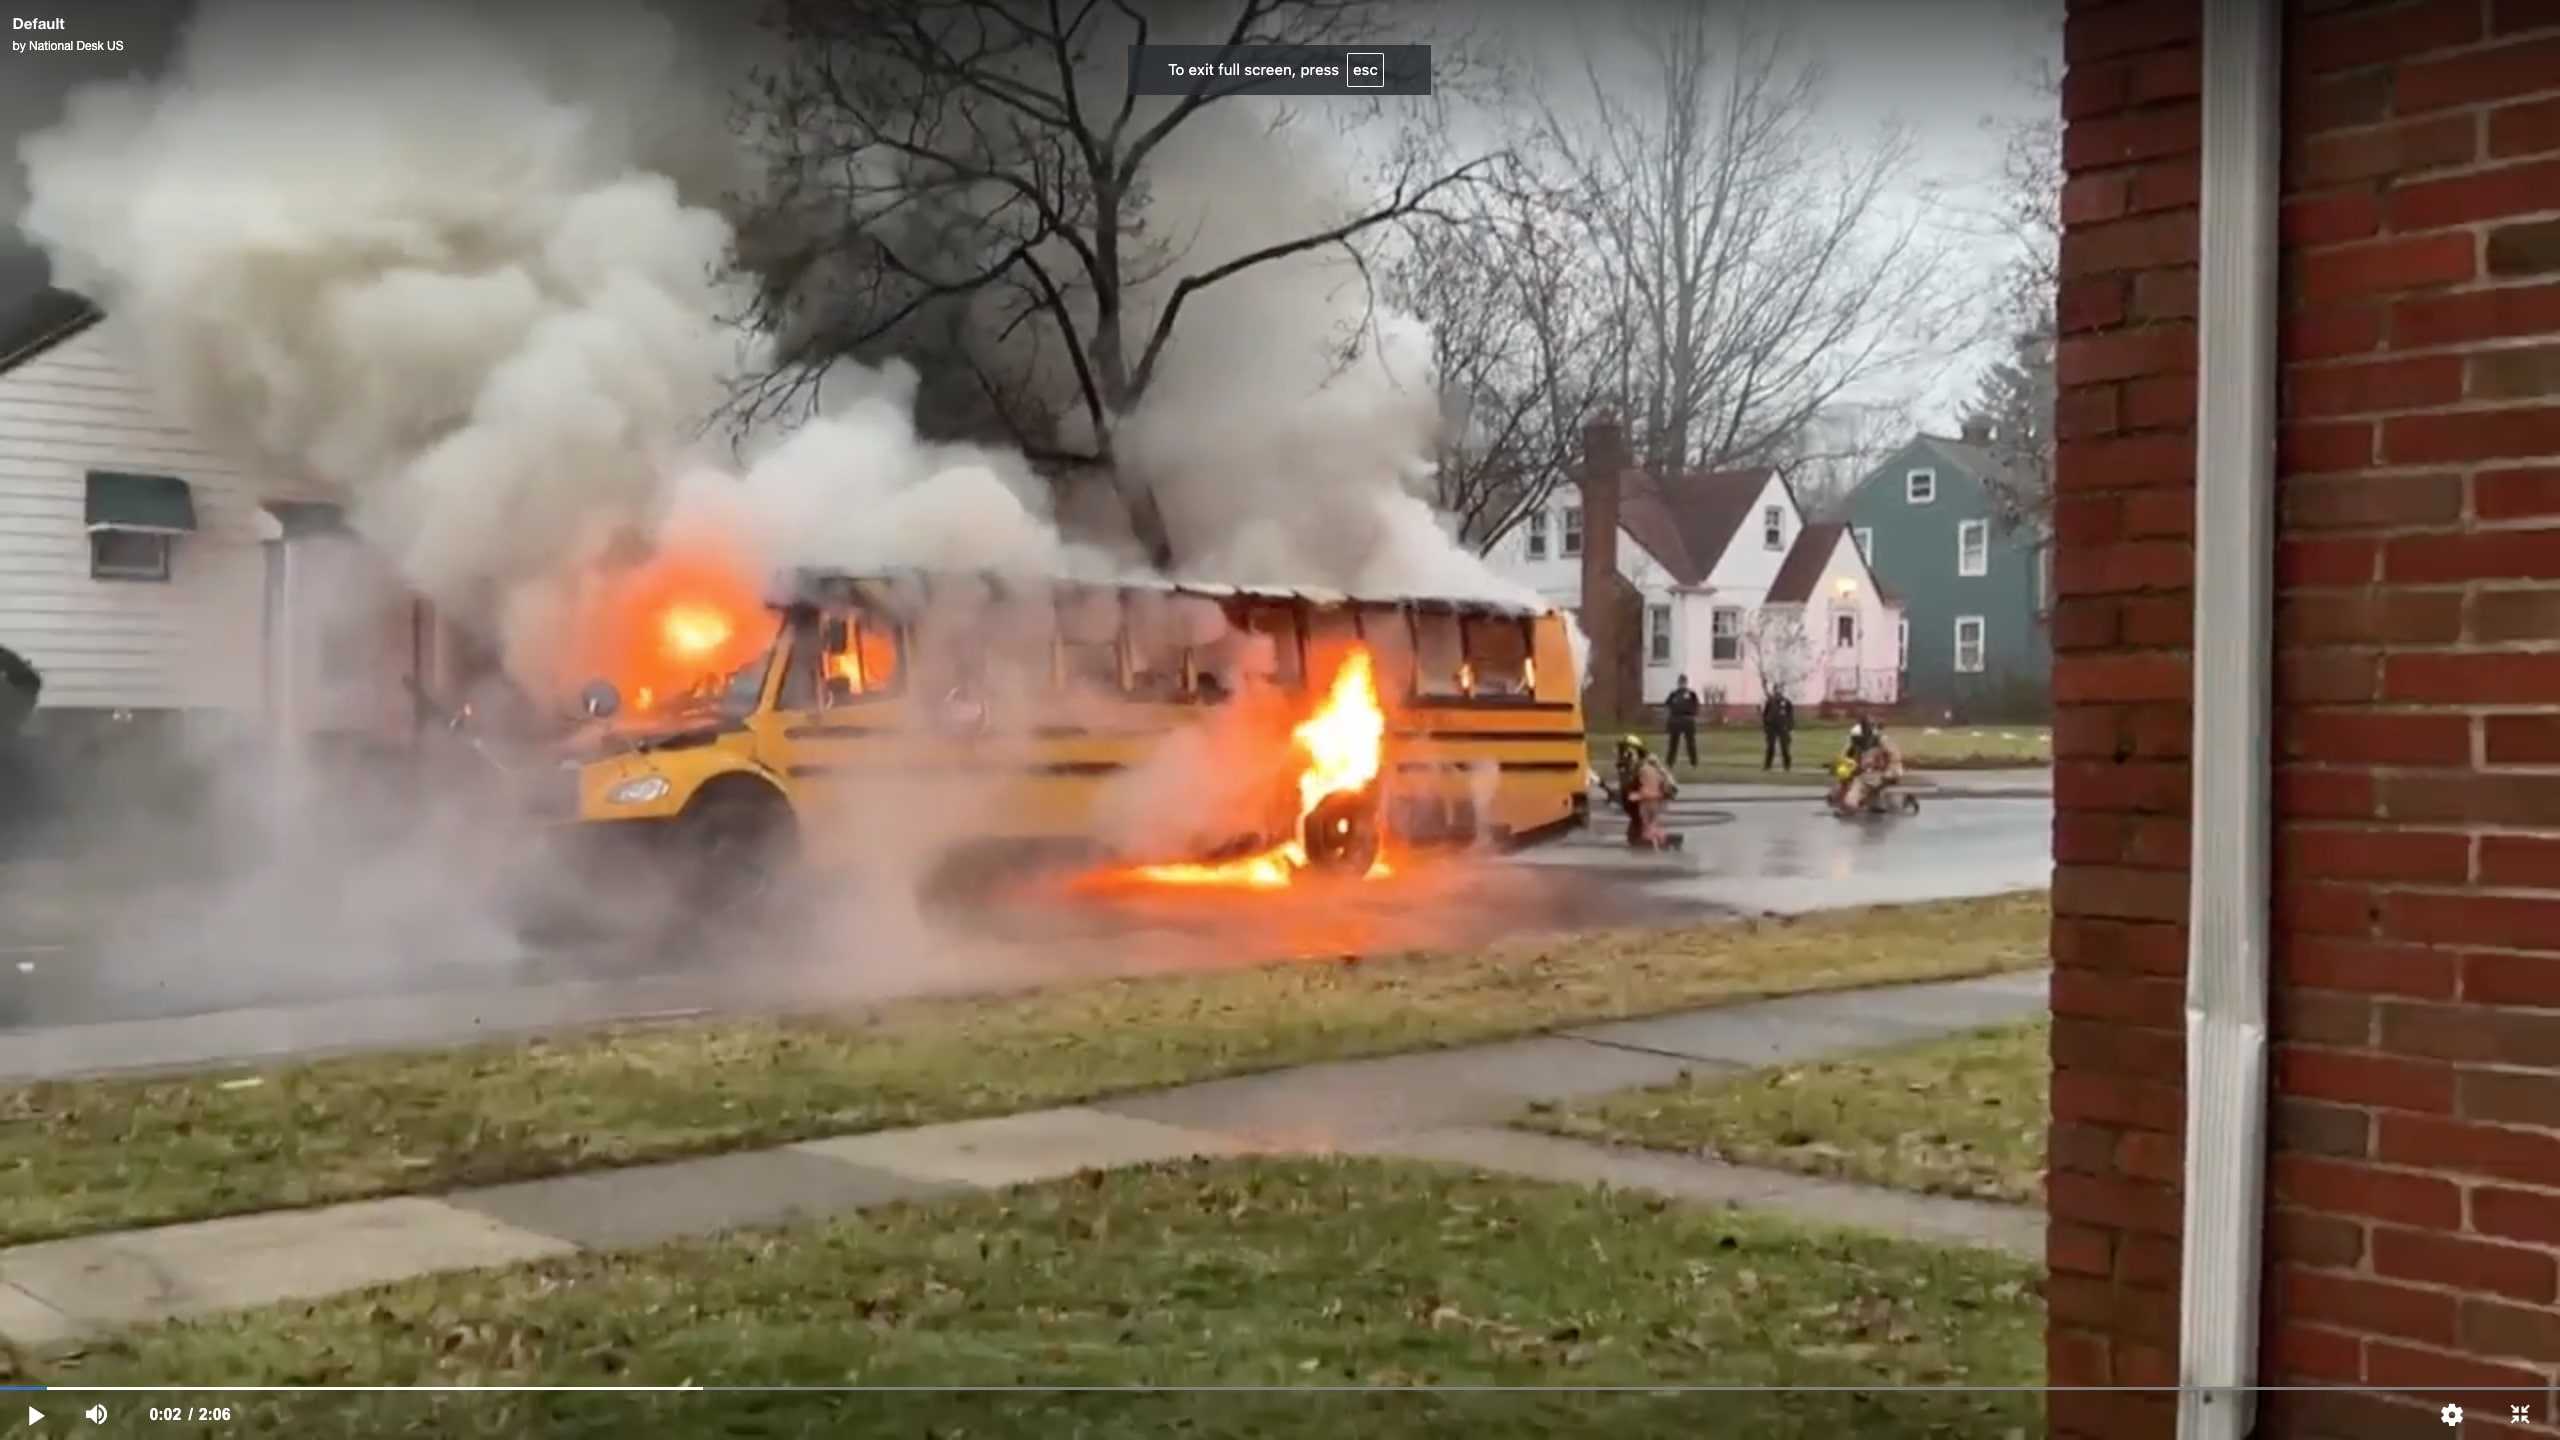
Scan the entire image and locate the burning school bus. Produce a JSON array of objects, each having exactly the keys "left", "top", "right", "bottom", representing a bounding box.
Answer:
[{"left": 545, "top": 567, "right": 1592, "bottom": 908}]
